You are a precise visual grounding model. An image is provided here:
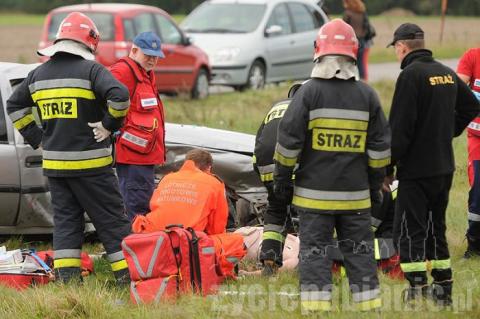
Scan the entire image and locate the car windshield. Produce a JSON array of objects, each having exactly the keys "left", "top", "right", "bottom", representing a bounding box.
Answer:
[
  {"left": 48, "top": 12, "right": 114, "bottom": 41},
  {"left": 181, "top": 3, "right": 266, "bottom": 33}
]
